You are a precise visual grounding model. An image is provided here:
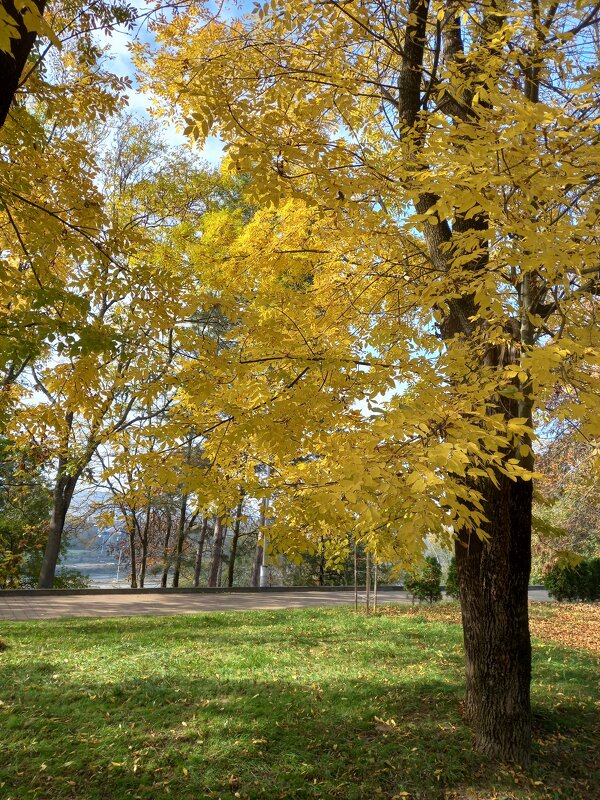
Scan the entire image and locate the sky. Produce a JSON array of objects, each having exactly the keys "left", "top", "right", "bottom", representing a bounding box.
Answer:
[{"left": 99, "top": 4, "right": 227, "bottom": 165}]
